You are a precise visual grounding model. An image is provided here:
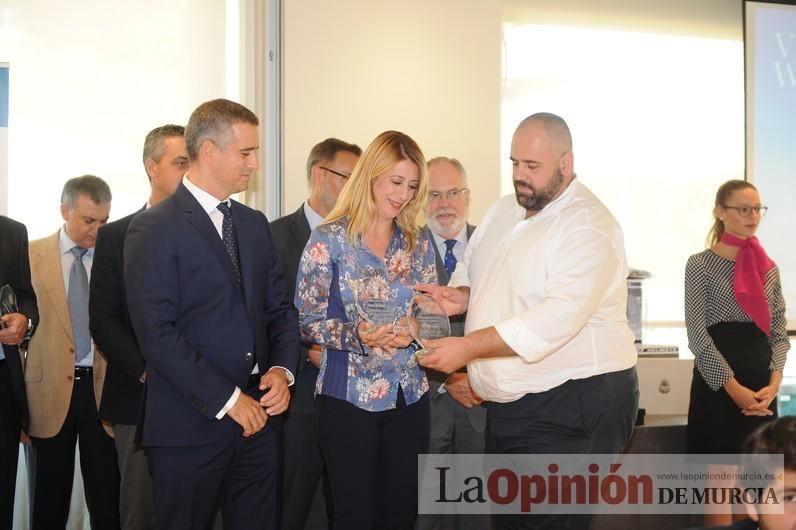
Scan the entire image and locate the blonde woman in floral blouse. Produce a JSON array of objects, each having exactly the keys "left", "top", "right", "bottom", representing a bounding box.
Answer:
[{"left": 295, "top": 130, "right": 437, "bottom": 530}]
